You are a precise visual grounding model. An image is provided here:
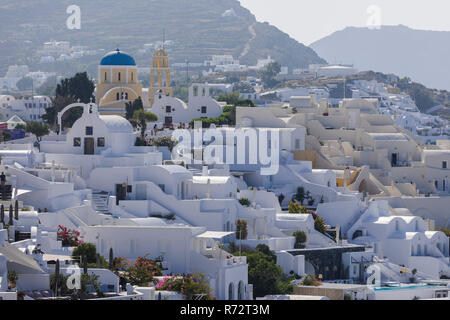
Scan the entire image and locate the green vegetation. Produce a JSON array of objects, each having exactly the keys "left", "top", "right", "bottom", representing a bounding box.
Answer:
[
  {"left": 132, "top": 109, "right": 158, "bottom": 145},
  {"left": 7, "top": 270, "right": 19, "bottom": 284},
  {"left": 125, "top": 256, "right": 163, "bottom": 286},
  {"left": 72, "top": 243, "right": 108, "bottom": 268},
  {"left": 293, "top": 231, "right": 307, "bottom": 249},
  {"left": 217, "top": 92, "right": 255, "bottom": 107},
  {"left": 235, "top": 219, "right": 248, "bottom": 240},
  {"left": 437, "top": 228, "right": 450, "bottom": 237},
  {"left": 300, "top": 274, "right": 322, "bottom": 287},
  {"left": 42, "top": 72, "right": 95, "bottom": 129},
  {"left": 151, "top": 136, "right": 178, "bottom": 152},
  {"left": 288, "top": 201, "right": 309, "bottom": 214},
  {"left": 238, "top": 198, "right": 251, "bottom": 207},
  {"left": 260, "top": 62, "right": 281, "bottom": 88},
  {"left": 156, "top": 273, "right": 214, "bottom": 300},
  {"left": 314, "top": 216, "right": 327, "bottom": 235},
  {"left": 190, "top": 105, "right": 237, "bottom": 128},
  {"left": 25, "top": 122, "right": 50, "bottom": 141},
  {"left": 228, "top": 244, "right": 295, "bottom": 298},
  {"left": 125, "top": 97, "right": 144, "bottom": 120}
]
